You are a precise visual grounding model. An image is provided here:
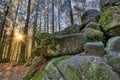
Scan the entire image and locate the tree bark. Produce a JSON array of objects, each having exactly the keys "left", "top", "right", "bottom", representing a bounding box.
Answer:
[
  {"left": 31, "top": 0, "right": 39, "bottom": 54},
  {"left": 51, "top": 0, "right": 54, "bottom": 34},
  {"left": 18, "top": 0, "right": 31, "bottom": 64},
  {"left": 69, "top": 0, "right": 74, "bottom": 25},
  {"left": 7, "top": 0, "right": 21, "bottom": 62}
]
